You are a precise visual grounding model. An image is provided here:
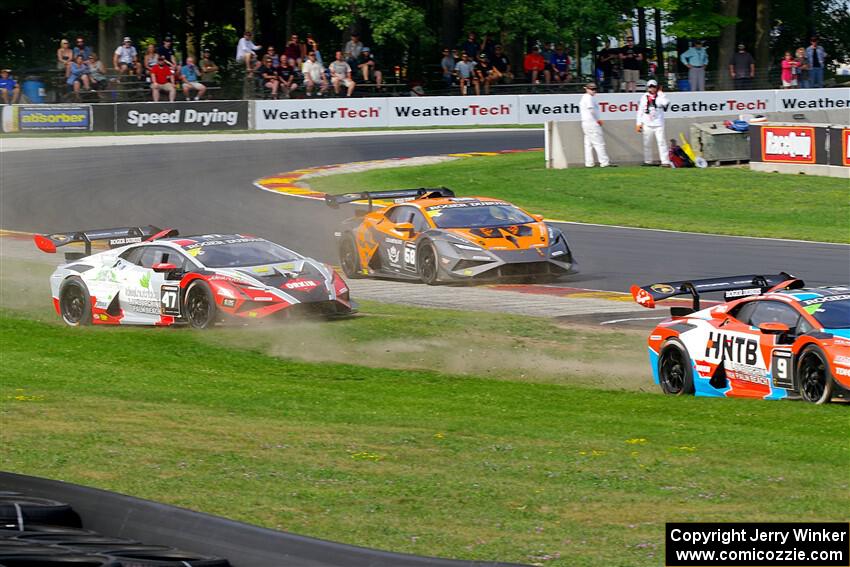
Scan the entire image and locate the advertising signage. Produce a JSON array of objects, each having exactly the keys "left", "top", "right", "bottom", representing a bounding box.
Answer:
[
  {"left": 18, "top": 105, "right": 91, "bottom": 130},
  {"left": 115, "top": 100, "right": 248, "bottom": 132}
]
